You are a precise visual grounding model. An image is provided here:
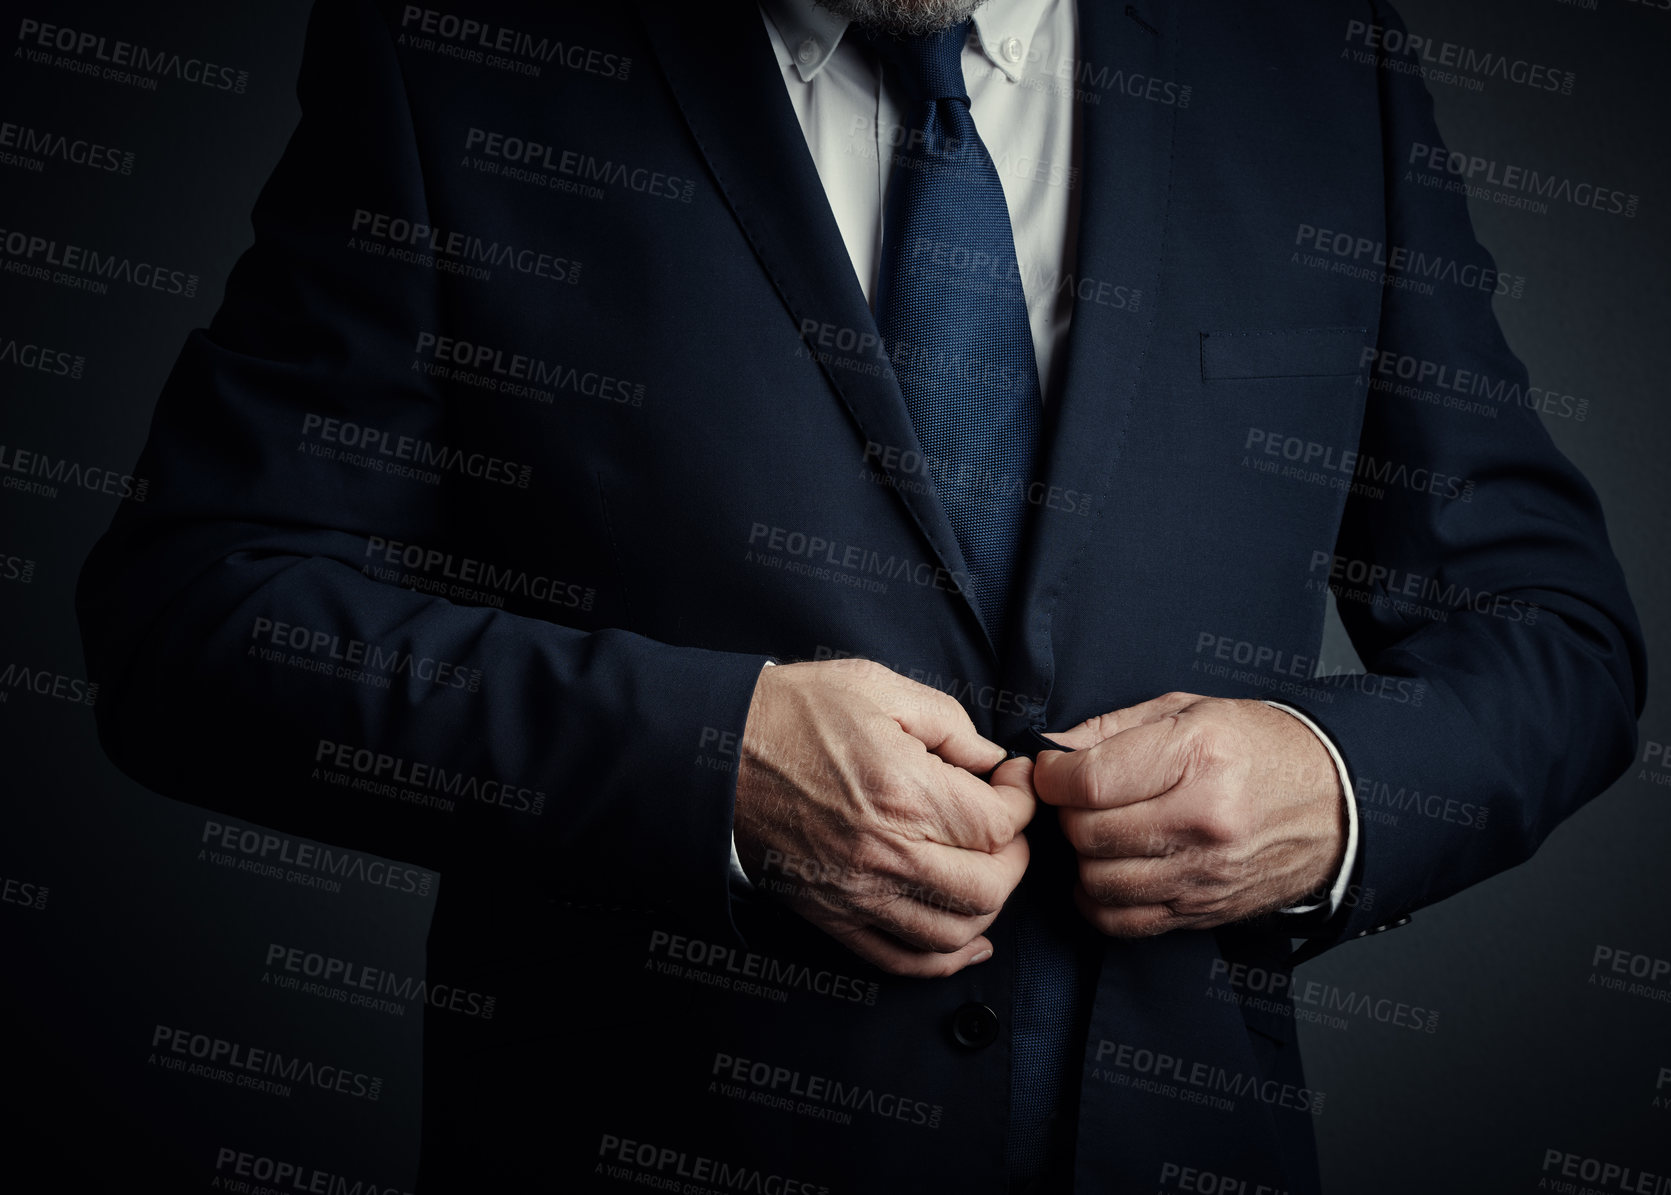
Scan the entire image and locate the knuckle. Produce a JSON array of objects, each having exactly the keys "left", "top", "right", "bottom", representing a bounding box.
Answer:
[
  {"left": 928, "top": 686, "right": 966, "bottom": 721},
  {"left": 1069, "top": 765, "right": 1103, "bottom": 809},
  {"left": 848, "top": 837, "right": 895, "bottom": 880},
  {"left": 1078, "top": 858, "right": 1116, "bottom": 903},
  {"left": 847, "top": 657, "right": 884, "bottom": 683},
  {"left": 926, "top": 925, "right": 971, "bottom": 954},
  {"left": 1180, "top": 719, "right": 1224, "bottom": 768},
  {"left": 1060, "top": 808, "right": 1092, "bottom": 852},
  {"left": 977, "top": 804, "right": 1013, "bottom": 852},
  {"left": 1193, "top": 804, "right": 1243, "bottom": 846}
]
